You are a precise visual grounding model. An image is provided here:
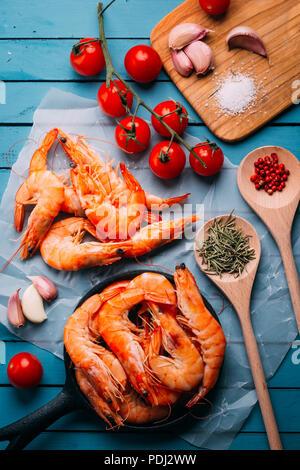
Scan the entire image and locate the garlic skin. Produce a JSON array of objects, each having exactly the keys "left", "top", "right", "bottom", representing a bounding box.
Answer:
[
  {"left": 7, "top": 289, "right": 26, "bottom": 328},
  {"left": 28, "top": 276, "right": 58, "bottom": 302},
  {"left": 171, "top": 49, "right": 194, "bottom": 77},
  {"left": 184, "top": 41, "right": 214, "bottom": 75},
  {"left": 21, "top": 284, "right": 47, "bottom": 324},
  {"left": 226, "top": 26, "right": 267, "bottom": 57},
  {"left": 169, "top": 23, "right": 212, "bottom": 51}
]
